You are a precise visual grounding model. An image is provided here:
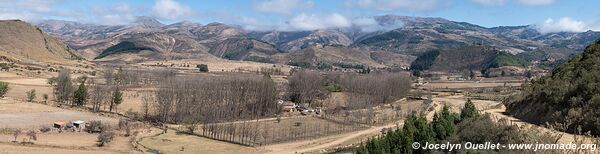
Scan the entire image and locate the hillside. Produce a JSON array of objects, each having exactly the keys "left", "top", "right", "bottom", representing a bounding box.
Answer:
[
  {"left": 410, "top": 45, "right": 529, "bottom": 72},
  {"left": 94, "top": 32, "right": 211, "bottom": 62},
  {"left": 209, "top": 37, "right": 281, "bottom": 61},
  {"left": 507, "top": 39, "right": 600, "bottom": 135},
  {"left": 270, "top": 45, "right": 384, "bottom": 69},
  {"left": 0, "top": 20, "right": 81, "bottom": 64}
]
